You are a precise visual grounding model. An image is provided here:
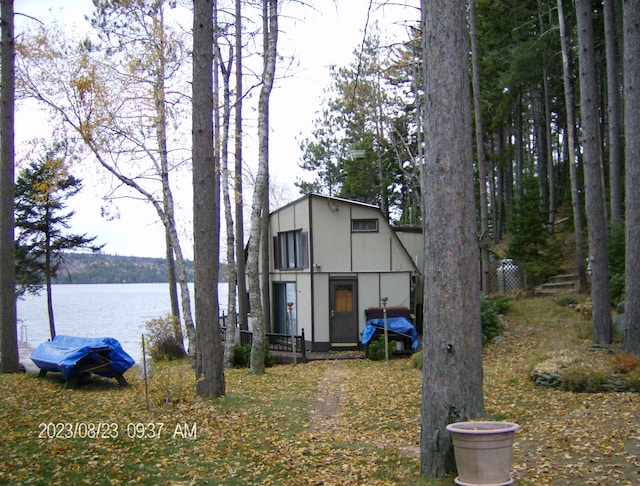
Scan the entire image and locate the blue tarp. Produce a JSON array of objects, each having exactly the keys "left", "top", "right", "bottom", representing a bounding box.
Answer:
[
  {"left": 30, "top": 335, "right": 135, "bottom": 381},
  {"left": 361, "top": 317, "right": 421, "bottom": 350}
]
